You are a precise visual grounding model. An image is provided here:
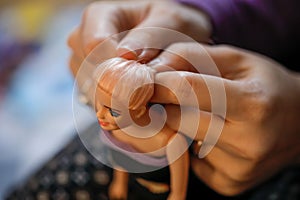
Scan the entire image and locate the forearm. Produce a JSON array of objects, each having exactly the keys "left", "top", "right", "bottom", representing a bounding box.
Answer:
[{"left": 177, "top": 0, "right": 300, "bottom": 60}]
